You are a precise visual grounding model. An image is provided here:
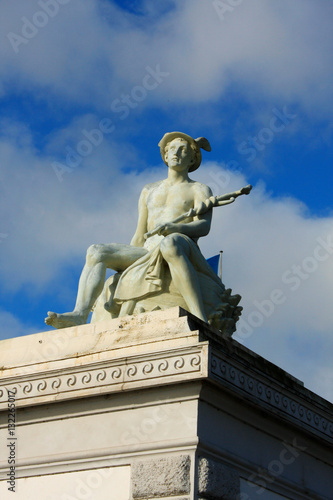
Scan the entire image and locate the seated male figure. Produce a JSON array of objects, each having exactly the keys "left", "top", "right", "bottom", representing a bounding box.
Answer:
[{"left": 45, "top": 132, "right": 213, "bottom": 329}]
